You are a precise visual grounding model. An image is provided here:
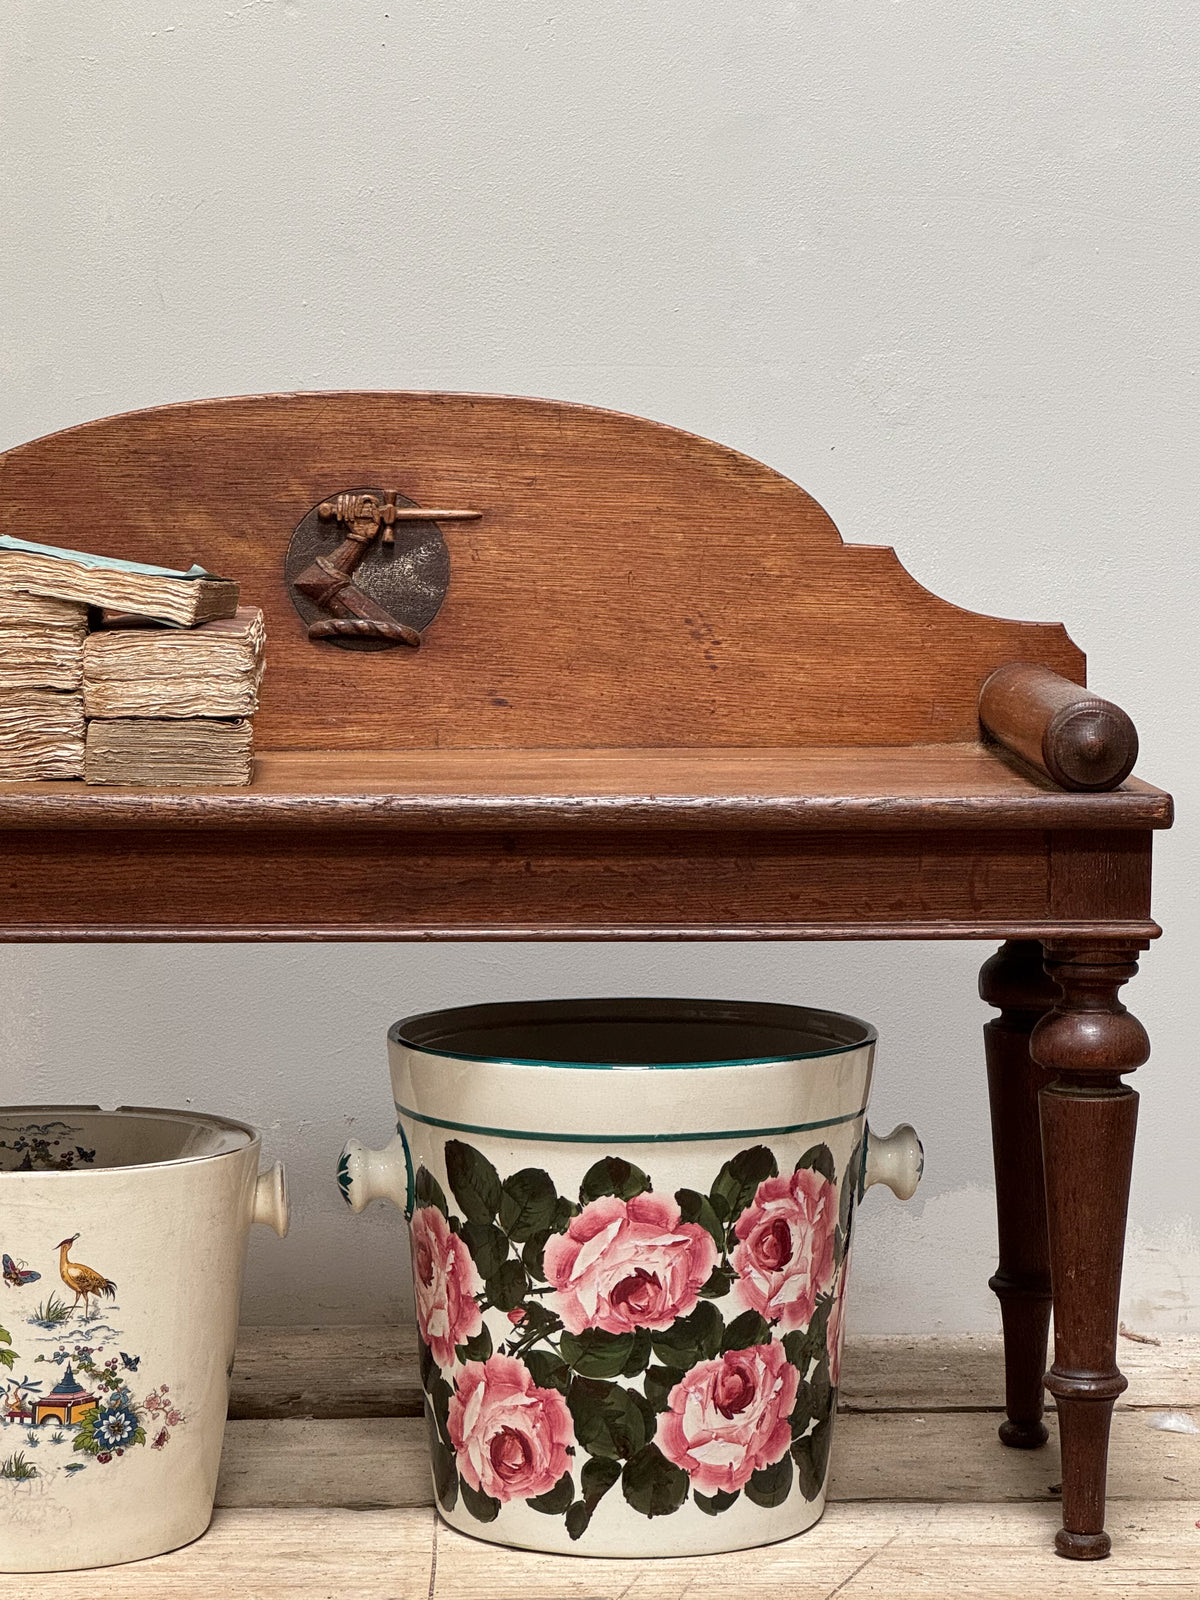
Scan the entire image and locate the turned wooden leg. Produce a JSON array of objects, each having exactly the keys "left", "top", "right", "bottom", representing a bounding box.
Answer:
[
  {"left": 980, "top": 940, "right": 1057, "bottom": 1449},
  {"left": 1033, "top": 943, "right": 1148, "bottom": 1560}
]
